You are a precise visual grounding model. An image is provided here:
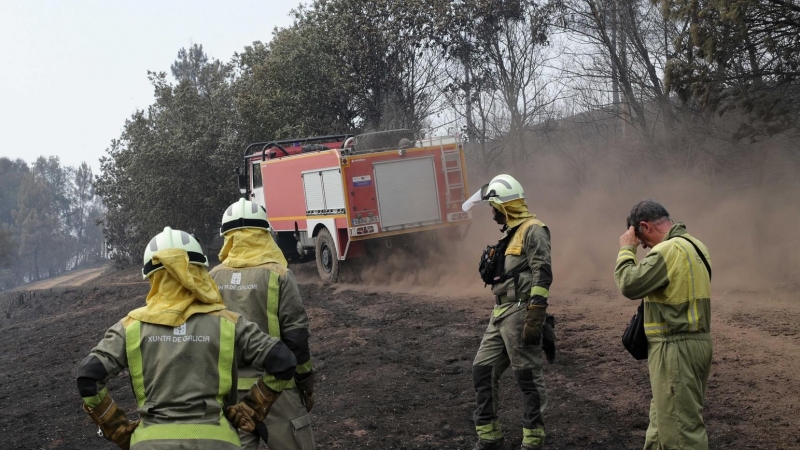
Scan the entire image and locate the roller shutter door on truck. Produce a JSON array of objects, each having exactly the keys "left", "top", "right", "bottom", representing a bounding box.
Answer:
[
  {"left": 303, "top": 168, "right": 345, "bottom": 215},
  {"left": 302, "top": 171, "right": 325, "bottom": 214},
  {"left": 321, "top": 169, "right": 345, "bottom": 213},
  {"left": 374, "top": 156, "right": 441, "bottom": 231}
]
